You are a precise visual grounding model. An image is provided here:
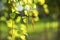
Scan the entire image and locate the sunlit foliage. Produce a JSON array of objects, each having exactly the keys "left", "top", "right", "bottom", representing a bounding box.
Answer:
[{"left": 0, "top": 0, "right": 49, "bottom": 40}]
